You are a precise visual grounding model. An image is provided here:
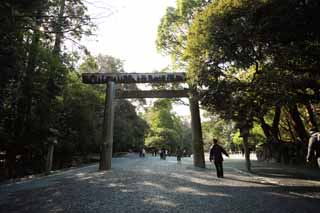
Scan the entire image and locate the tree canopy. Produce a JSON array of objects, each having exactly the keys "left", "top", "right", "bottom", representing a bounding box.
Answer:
[
  {"left": 0, "top": 1, "right": 148, "bottom": 179},
  {"left": 158, "top": 0, "right": 320, "bottom": 165},
  {"left": 144, "top": 99, "right": 192, "bottom": 154}
]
